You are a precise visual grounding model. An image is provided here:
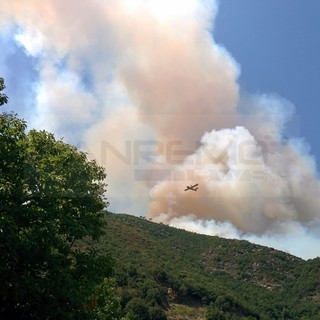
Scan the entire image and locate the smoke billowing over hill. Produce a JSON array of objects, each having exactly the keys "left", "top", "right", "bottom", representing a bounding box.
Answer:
[{"left": 1, "top": 0, "right": 320, "bottom": 258}]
